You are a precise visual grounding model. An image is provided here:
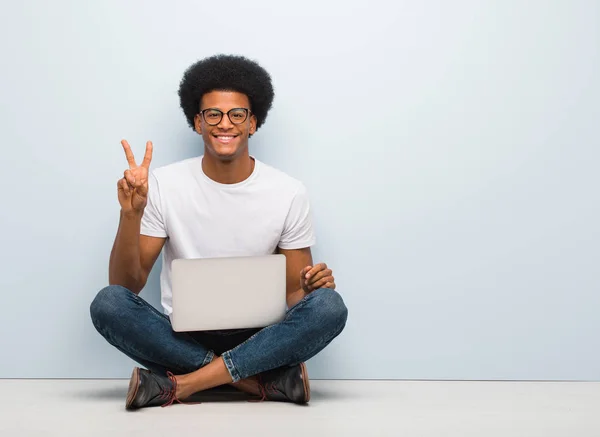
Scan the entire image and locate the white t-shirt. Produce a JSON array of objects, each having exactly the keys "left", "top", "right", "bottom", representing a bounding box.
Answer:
[{"left": 140, "top": 155, "right": 316, "bottom": 315}]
